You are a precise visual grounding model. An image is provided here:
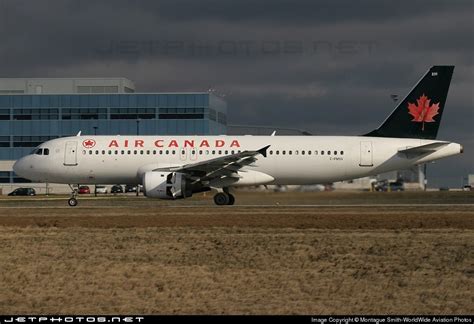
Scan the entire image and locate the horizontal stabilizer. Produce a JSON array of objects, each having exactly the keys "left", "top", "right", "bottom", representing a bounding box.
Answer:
[{"left": 398, "top": 142, "right": 449, "bottom": 156}]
